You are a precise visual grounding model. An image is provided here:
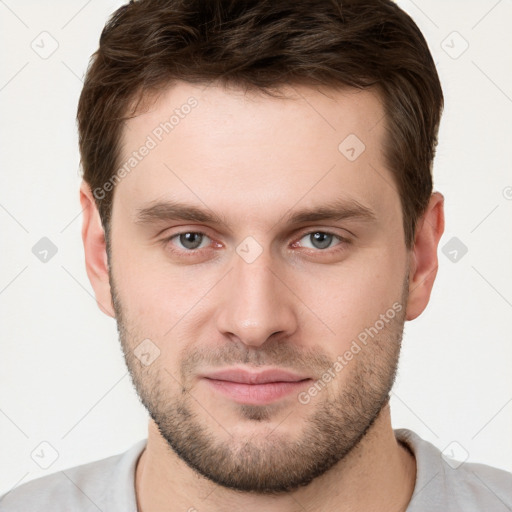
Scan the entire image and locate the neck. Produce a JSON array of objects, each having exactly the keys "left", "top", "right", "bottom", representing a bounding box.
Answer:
[{"left": 135, "top": 404, "right": 416, "bottom": 512}]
